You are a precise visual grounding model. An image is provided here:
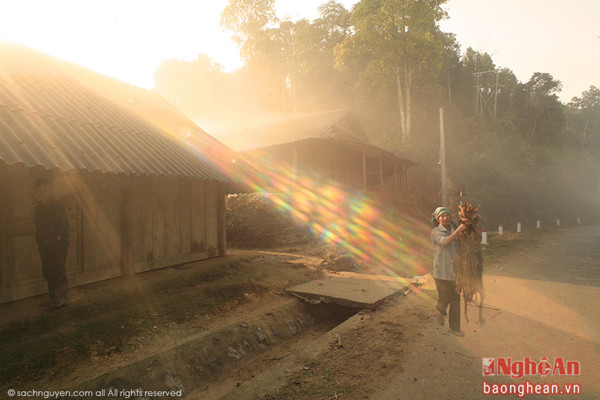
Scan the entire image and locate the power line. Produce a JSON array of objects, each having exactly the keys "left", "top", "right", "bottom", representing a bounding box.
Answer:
[
  {"left": 483, "top": 0, "right": 507, "bottom": 50},
  {"left": 506, "top": 0, "right": 562, "bottom": 67},
  {"left": 493, "top": 0, "right": 534, "bottom": 59}
]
